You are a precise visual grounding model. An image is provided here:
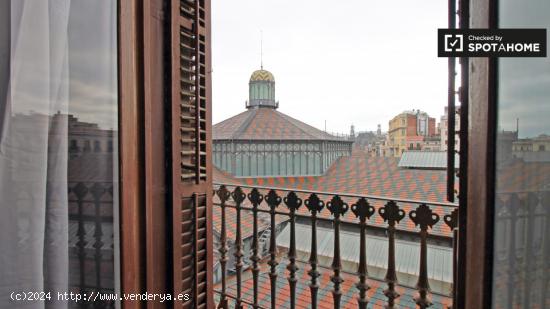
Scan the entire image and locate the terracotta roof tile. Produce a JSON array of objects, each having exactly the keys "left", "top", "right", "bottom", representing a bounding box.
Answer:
[
  {"left": 213, "top": 195, "right": 288, "bottom": 240},
  {"left": 213, "top": 108, "right": 350, "bottom": 141},
  {"left": 214, "top": 155, "right": 457, "bottom": 237},
  {"left": 217, "top": 260, "right": 452, "bottom": 308}
]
